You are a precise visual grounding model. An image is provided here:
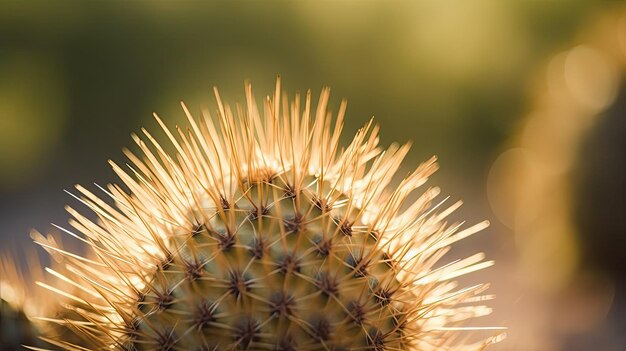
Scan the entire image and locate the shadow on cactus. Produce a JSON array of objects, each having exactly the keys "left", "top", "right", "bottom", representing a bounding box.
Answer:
[{"left": 31, "top": 79, "right": 505, "bottom": 350}]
